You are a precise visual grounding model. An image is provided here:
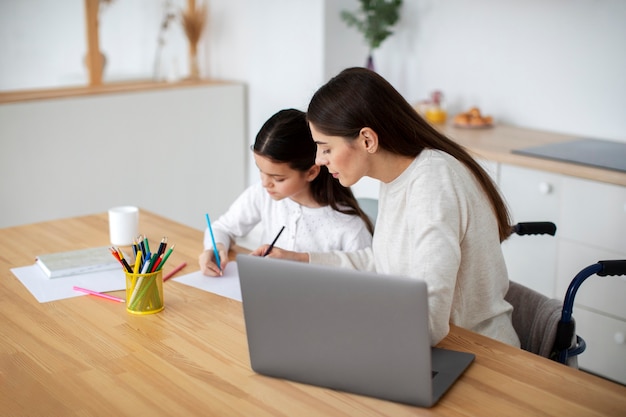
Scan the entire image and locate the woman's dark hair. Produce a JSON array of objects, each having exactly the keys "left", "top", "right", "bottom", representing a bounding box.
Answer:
[
  {"left": 307, "top": 68, "right": 512, "bottom": 241},
  {"left": 253, "top": 108, "right": 374, "bottom": 234}
]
